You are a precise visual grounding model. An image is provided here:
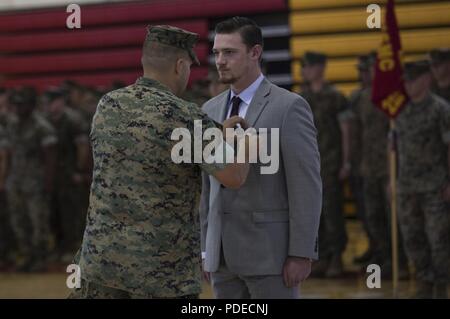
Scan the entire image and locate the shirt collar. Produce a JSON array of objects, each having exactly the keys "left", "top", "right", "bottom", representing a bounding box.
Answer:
[
  {"left": 135, "top": 76, "right": 173, "bottom": 94},
  {"left": 229, "top": 73, "right": 265, "bottom": 105}
]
